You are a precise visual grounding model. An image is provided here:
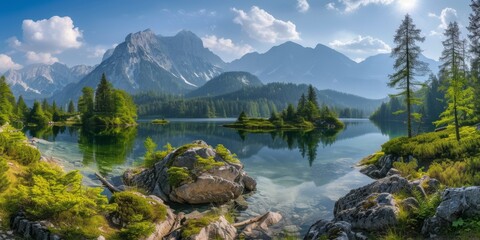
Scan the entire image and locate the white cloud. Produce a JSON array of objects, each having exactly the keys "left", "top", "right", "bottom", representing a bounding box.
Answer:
[
  {"left": 232, "top": 6, "right": 300, "bottom": 43},
  {"left": 297, "top": 0, "right": 310, "bottom": 13},
  {"left": 428, "top": 8, "right": 458, "bottom": 36},
  {"left": 326, "top": 2, "right": 340, "bottom": 11},
  {"left": 15, "top": 16, "right": 82, "bottom": 53},
  {"left": 88, "top": 46, "right": 108, "bottom": 58},
  {"left": 329, "top": 35, "right": 391, "bottom": 56},
  {"left": 202, "top": 35, "right": 254, "bottom": 62},
  {"left": 9, "top": 16, "right": 82, "bottom": 65},
  {"left": 25, "top": 51, "right": 59, "bottom": 65},
  {"left": 0, "top": 54, "right": 23, "bottom": 72},
  {"left": 339, "top": 0, "right": 395, "bottom": 12}
]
